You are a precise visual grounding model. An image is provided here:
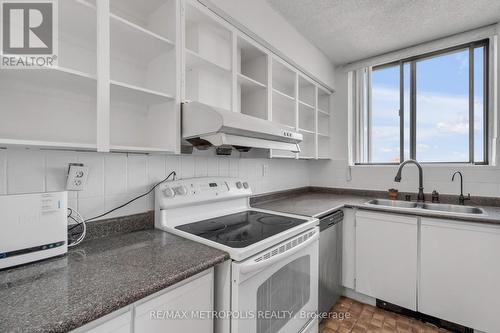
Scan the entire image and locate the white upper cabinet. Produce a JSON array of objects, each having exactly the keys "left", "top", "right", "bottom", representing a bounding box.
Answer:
[
  {"left": 235, "top": 36, "right": 268, "bottom": 120},
  {"left": 355, "top": 211, "right": 418, "bottom": 311},
  {"left": 0, "top": 0, "right": 331, "bottom": 158},
  {"left": 269, "top": 58, "right": 298, "bottom": 159},
  {"left": 317, "top": 87, "right": 331, "bottom": 159},
  {"left": 183, "top": 0, "right": 232, "bottom": 111},
  {"left": 0, "top": 0, "right": 98, "bottom": 150},
  {"left": 109, "top": 0, "right": 179, "bottom": 153},
  {"left": 298, "top": 76, "right": 316, "bottom": 159}
]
